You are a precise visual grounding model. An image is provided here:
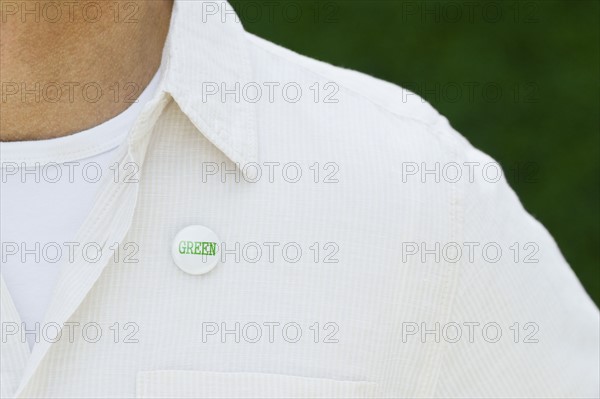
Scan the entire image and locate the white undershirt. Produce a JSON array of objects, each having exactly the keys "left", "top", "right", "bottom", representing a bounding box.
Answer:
[{"left": 0, "top": 69, "right": 161, "bottom": 350}]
